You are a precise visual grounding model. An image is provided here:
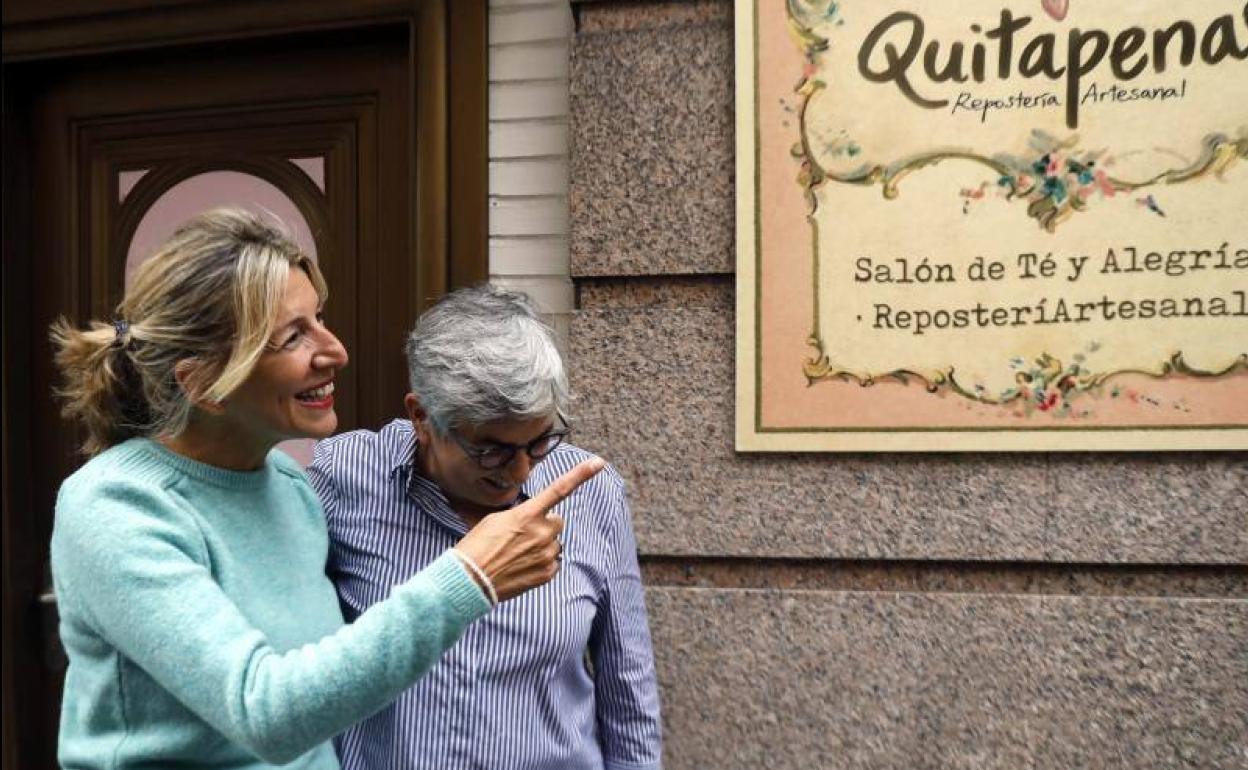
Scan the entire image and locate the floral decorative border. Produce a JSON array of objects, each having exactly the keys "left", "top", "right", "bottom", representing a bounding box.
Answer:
[
  {"left": 785, "top": 0, "right": 1248, "bottom": 408},
  {"left": 804, "top": 345, "right": 1248, "bottom": 408}
]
